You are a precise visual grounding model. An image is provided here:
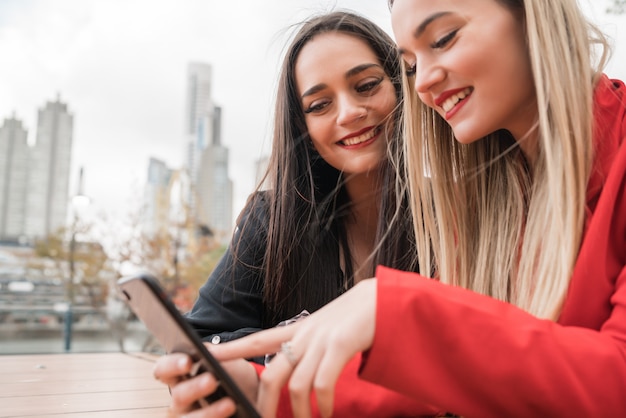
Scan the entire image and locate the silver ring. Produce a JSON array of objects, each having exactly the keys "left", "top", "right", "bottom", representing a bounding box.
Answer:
[{"left": 280, "top": 341, "right": 298, "bottom": 367}]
